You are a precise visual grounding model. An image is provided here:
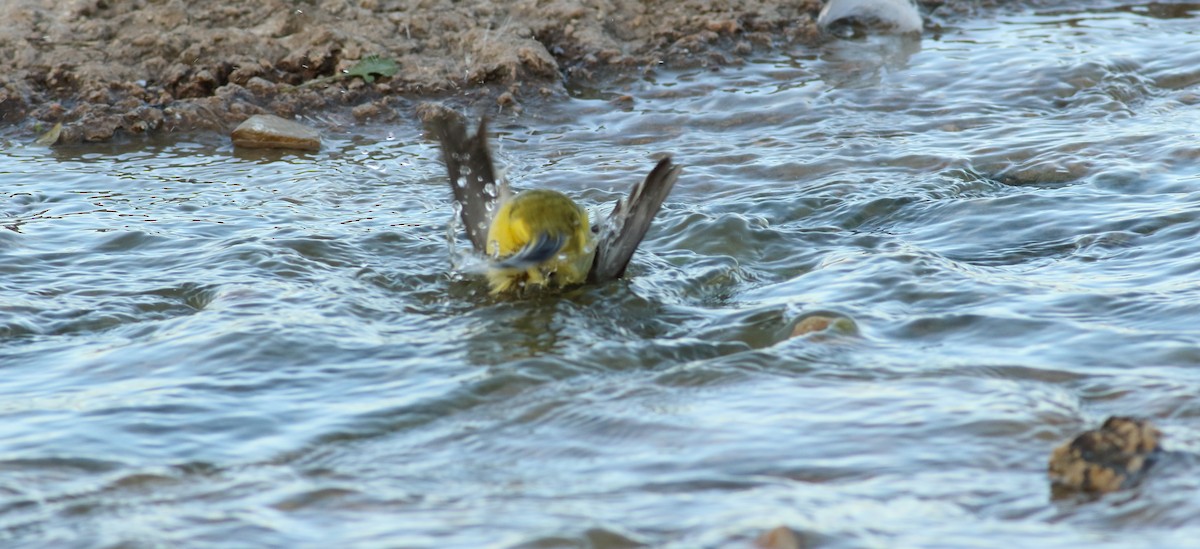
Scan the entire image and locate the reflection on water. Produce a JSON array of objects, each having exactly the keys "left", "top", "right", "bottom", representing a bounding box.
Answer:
[
  {"left": 814, "top": 32, "right": 924, "bottom": 87},
  {"left": 3, "top": 1, "right": 1200, "bottom": 547}
]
